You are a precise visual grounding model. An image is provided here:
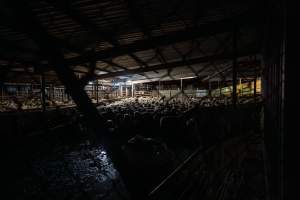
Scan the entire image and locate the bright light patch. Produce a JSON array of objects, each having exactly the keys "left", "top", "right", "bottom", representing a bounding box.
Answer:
[
  {"left": 97, "top": 71, "right": 108, "bottom": 75},
  {"left": 180, "top": 76, "right": 197, "bottom": 80}
]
